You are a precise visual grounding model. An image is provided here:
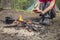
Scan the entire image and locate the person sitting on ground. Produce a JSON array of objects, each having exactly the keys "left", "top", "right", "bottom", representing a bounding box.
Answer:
[{"left": 33, "top": 0, "right": 56, "bottom": 25}]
